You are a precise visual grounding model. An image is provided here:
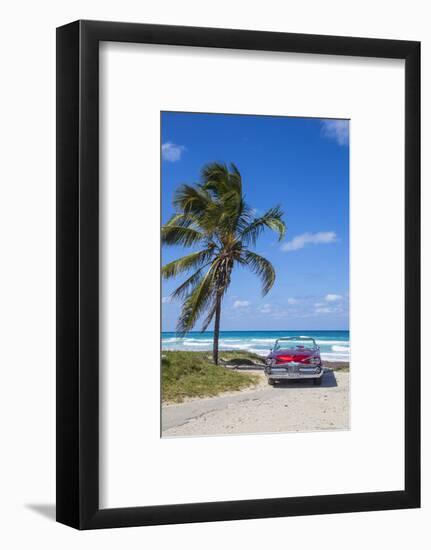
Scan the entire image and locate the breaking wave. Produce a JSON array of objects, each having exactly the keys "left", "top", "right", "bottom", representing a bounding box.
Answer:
[{"left": 162, "top": 331, "right": 350, "bottom": 362}]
